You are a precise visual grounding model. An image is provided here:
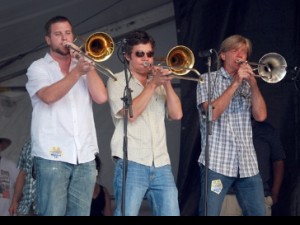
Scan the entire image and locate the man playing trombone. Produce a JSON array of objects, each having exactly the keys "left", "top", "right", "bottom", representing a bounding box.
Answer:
[
  {"left": 107, "top": 30, "right": 182, "bottom": 216},
  {"left": 196, "top": 34, "right": 267, "bottom": 216},
  {"left": 26, "top": 15, "right": 107, "bottom": 216}
]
